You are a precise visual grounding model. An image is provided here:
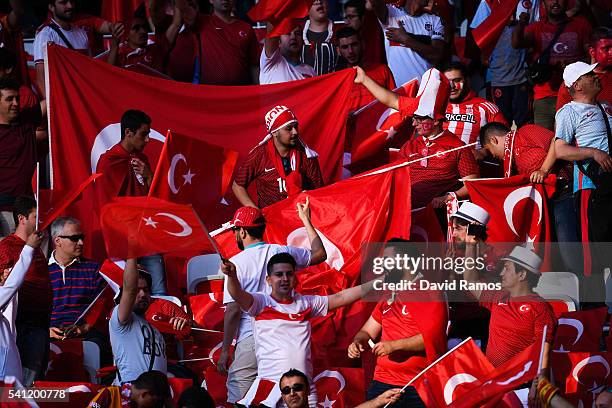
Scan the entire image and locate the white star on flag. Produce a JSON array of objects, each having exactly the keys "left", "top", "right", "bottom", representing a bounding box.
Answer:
[
  {"left": 525, "top": 234, "right": 536, "bottom": 250},
  {"left": 183, "top": 169, "right": 195, "bottom": 185},
  {"left": 143, "top": 217, "right": 158, "bottom": 228},
  {"left": 385, "top": 127, "right": 397, "bottom": 140},
  {"left": 318, "top": 395, "right": 336, "bottom": 408}
]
